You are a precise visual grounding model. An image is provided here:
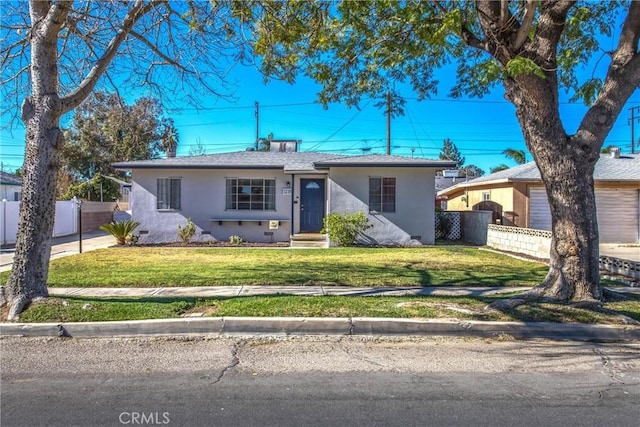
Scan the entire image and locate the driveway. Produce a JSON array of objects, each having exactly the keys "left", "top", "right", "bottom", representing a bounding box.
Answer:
[
  {"left": 600, "top": 243, "right": 640, "bottom": 262},
  {"left": 0, "top": 230, "right": 114, "bottom": 272}
]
